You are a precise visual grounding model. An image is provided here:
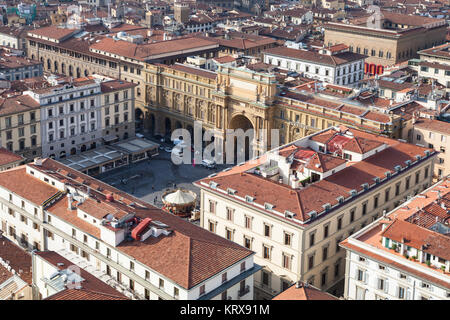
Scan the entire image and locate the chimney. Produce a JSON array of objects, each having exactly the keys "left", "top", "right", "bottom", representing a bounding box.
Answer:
[{"left": 67, "top": 194, "right": 74, "bottom": 210}]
